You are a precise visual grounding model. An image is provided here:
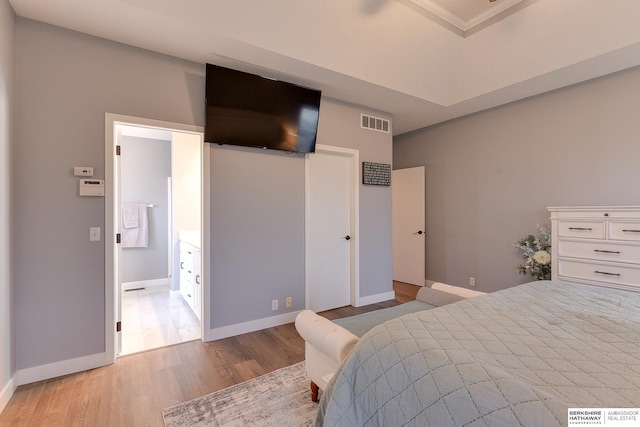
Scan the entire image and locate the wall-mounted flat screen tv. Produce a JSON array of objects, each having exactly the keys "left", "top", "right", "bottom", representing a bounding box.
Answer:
[{"left": 204, "top": 64, "right": 321, "bottom": 153}]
